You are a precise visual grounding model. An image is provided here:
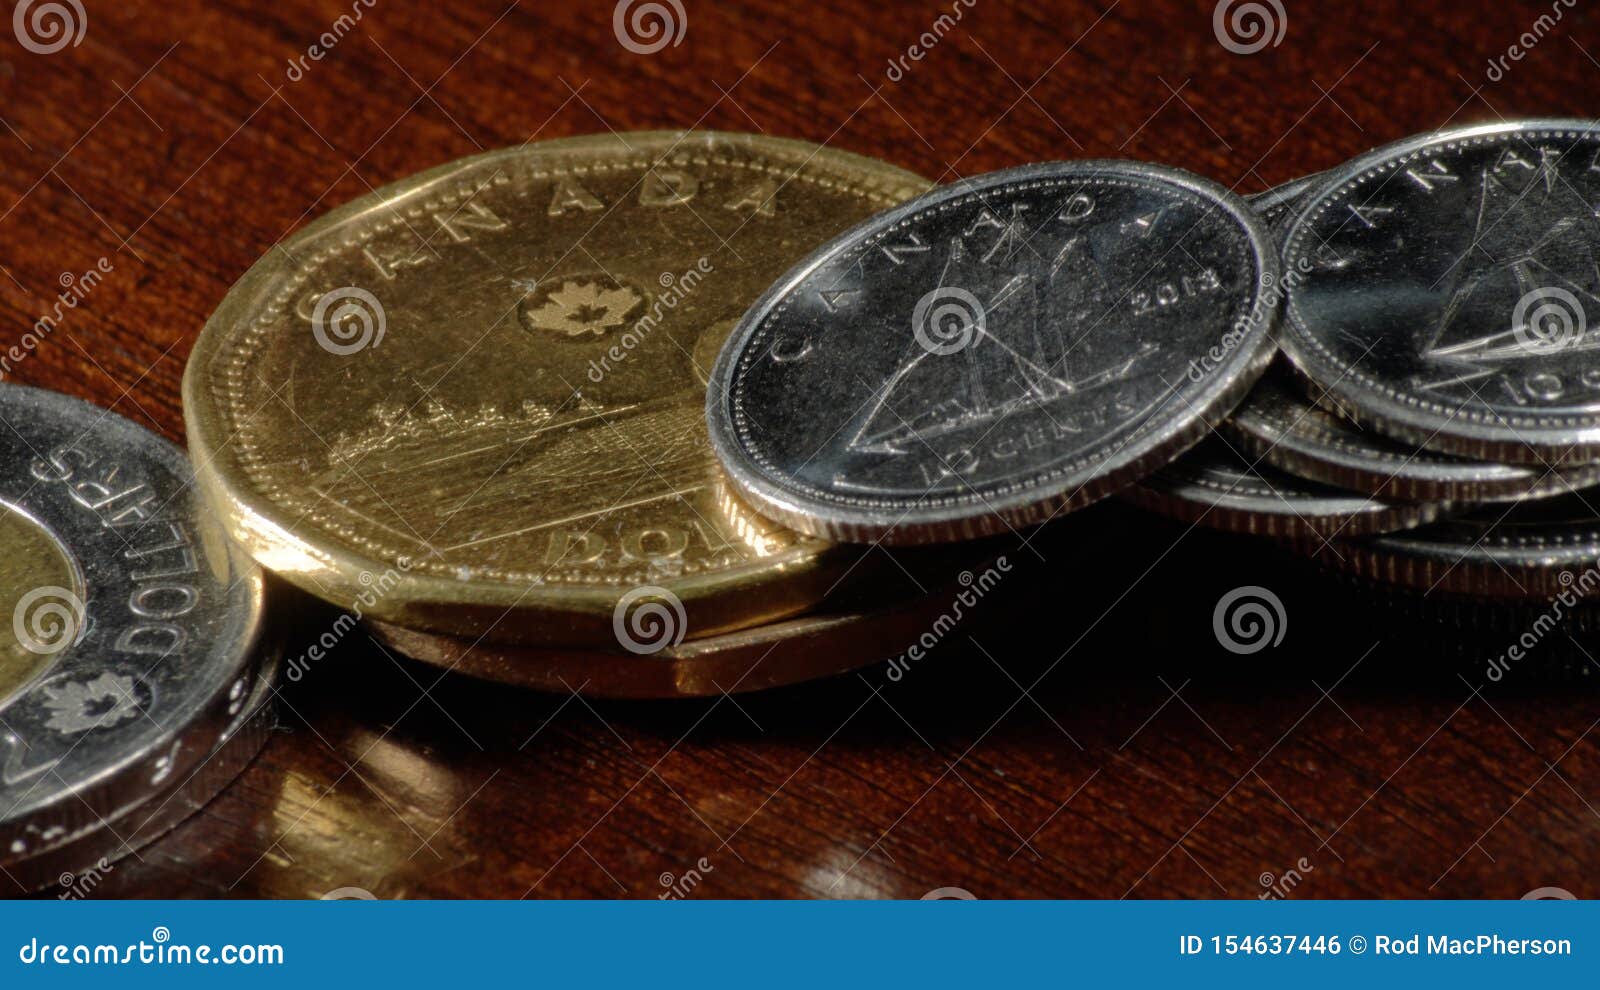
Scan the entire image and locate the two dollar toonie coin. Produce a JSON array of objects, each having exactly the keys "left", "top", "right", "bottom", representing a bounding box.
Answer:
[
  {"left": 705, "top": 160, "right": 1283, "bottom": 544},
  {"left": 184, "top": 132, "right": 931, "bottom": 645},
  {"left": 0, "top": 385, "right": 270, "bottom": 889}
]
